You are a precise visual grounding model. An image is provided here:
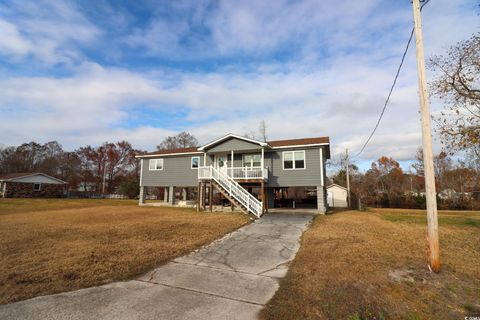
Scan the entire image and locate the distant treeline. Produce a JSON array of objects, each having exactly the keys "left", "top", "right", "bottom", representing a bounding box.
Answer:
[
  {"left": 0, "top": 141, "right": 144, "bottom": 196},
  {"left": 330, "top": 150, "right": 480, "bottom": 210}
]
